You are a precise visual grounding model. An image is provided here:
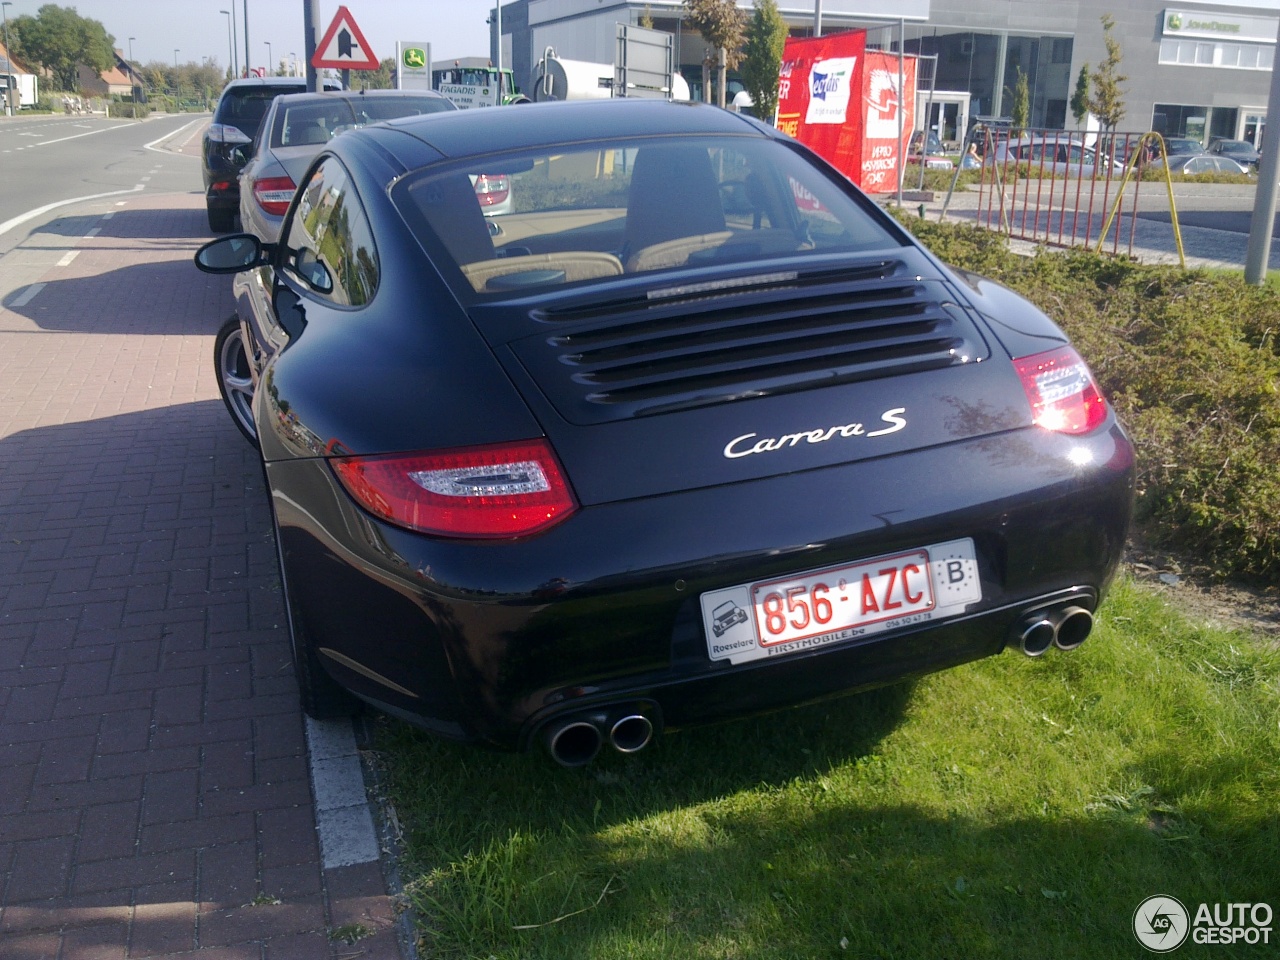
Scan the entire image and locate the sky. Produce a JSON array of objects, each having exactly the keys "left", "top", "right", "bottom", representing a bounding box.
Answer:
[{"left": 2, "top": 0, "right": 492, "bottom": 73}]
